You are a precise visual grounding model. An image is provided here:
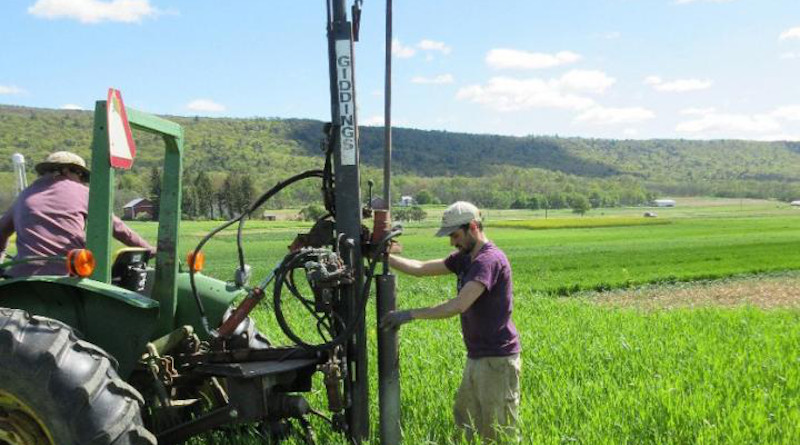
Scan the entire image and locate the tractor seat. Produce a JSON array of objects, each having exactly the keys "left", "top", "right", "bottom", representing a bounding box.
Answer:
[{"left": 111, "top": 247, "right": 152, "bottom": 294}]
